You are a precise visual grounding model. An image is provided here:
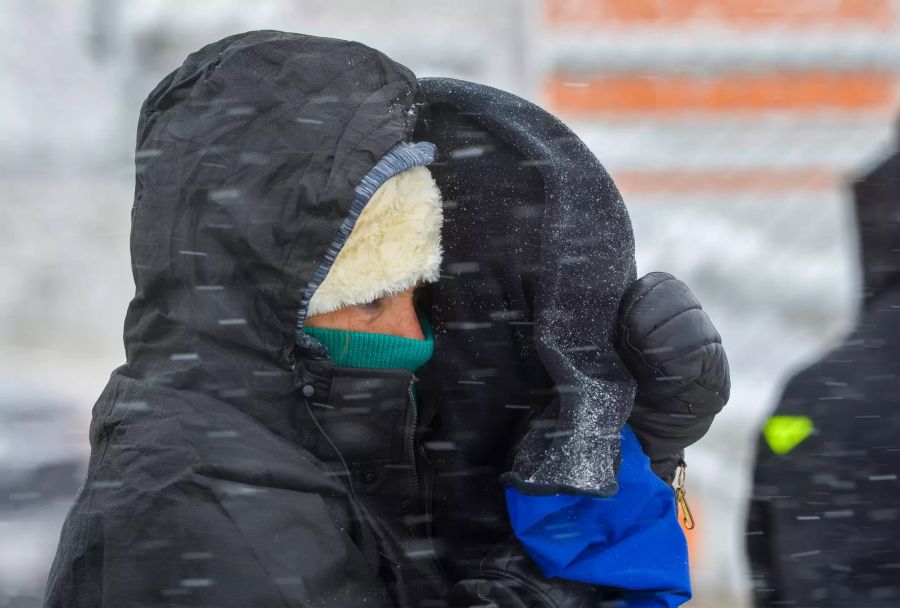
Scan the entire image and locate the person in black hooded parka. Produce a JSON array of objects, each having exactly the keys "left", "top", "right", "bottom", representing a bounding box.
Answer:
[
  {"left": 45, "top": 31, "right": 730, "bottom": 607},
  {"left": 747, "top": 131, "right": 900, "bottom": 607}
]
